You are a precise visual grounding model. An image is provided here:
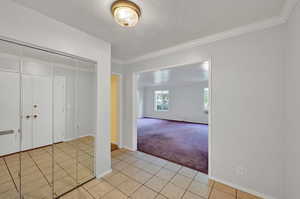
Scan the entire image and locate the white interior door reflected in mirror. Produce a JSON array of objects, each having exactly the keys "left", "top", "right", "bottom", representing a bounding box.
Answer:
[
  {"left": 22, "top": 75, "right": 52, "bottom": 150},
  {"left": 32, "top": 75, "right": 52, "bottom": 148},
  {"left": 0, "top": 71, "right": 20, "bottom": 156}
]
